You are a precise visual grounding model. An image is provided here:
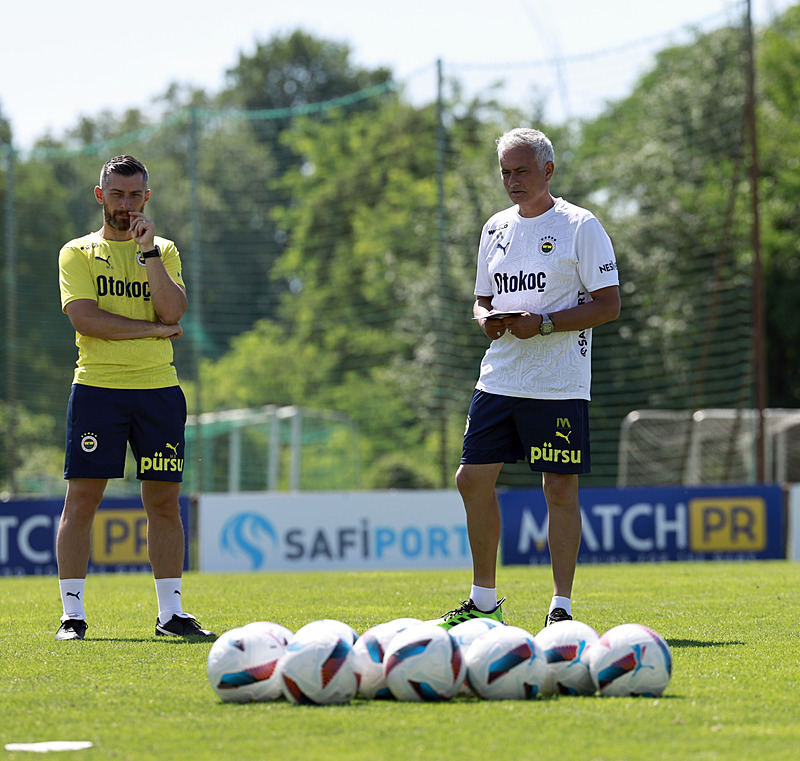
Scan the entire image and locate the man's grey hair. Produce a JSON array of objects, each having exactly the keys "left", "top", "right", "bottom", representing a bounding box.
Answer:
[
  {"left": 496, "top": 128, "right": 555, "bottom": 168},
  {"left": 99, "top": 155, "right": 149, "bottom": 188}
]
